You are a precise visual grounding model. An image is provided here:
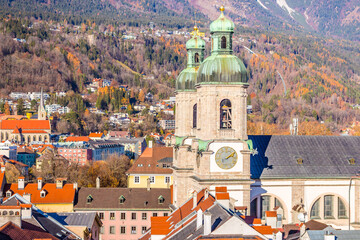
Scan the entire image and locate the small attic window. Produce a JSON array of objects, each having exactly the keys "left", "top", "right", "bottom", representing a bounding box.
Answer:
[
  {"left": 158, "top": 195, "right": 165, "bottom": 204},
  {"left": 6, "top": 190, "right": 11, "bottom": 198},
  {"left": 40, "top": 190, "right": 47, "bottom": 198},
  {"left": 349, "top": 158, "right": 355, "bottom": 165},
  {"left": 119, "top": 195, "right": 126, "bottom": 204},
  {"left": 87, "top": 195, "right": 93, "bottom": 203},
  {"left": 296, "top": 158, "right": 303, "bottom": 165}
]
